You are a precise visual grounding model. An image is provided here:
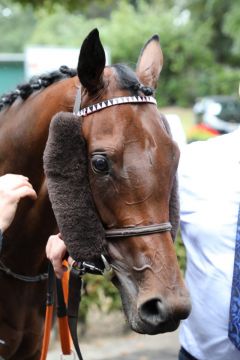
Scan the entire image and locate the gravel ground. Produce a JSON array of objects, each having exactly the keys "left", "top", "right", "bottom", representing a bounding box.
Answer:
[{"left": 46, "top": 310, "right": 180, "bottom": 360}]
